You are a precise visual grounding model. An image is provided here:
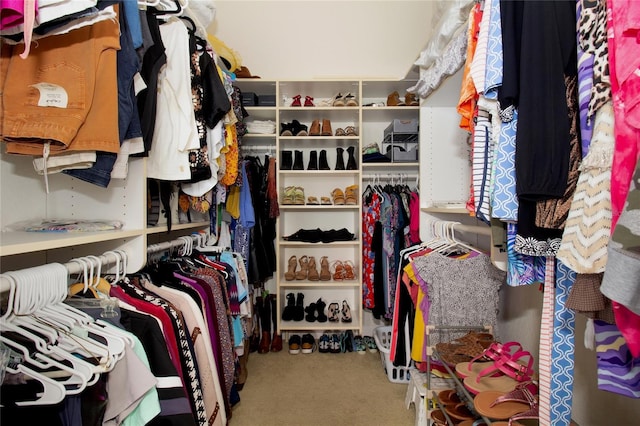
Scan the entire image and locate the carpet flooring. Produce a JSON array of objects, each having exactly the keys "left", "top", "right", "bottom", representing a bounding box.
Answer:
[{"left": 228, "top": 347, "right": 416, "bottom": 426}]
